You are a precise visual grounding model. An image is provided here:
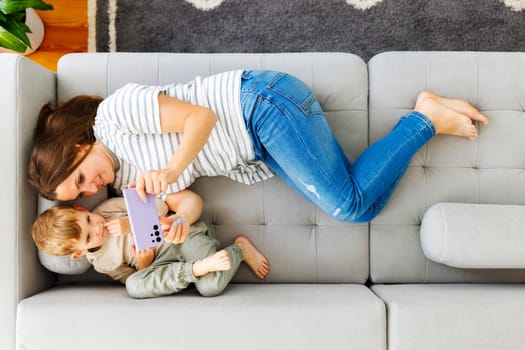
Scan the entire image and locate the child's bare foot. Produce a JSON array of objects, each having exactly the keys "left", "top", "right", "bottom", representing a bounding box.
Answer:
[
  {"left": 234, "top": 236, "right": 269, "bottom": 279},
  {"left": 192, "top": 250, "right": 231, "bottom": 277},
  {"left": 415, "top": 91, "right": 488, "bottom": 140}
]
